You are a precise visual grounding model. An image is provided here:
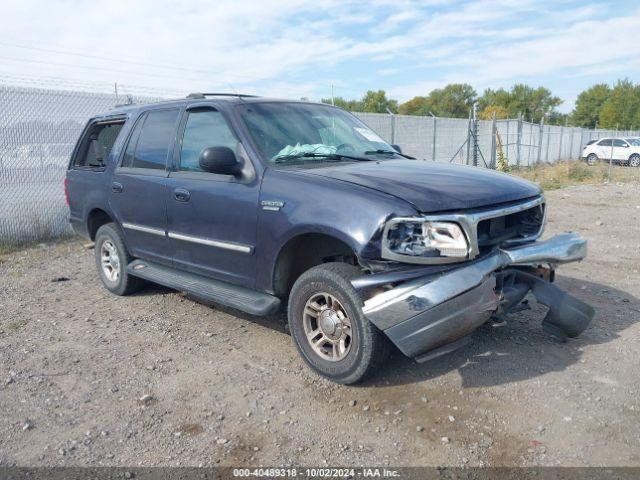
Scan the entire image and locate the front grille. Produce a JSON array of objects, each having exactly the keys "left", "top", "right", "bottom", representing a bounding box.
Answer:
[{"left": 476, "top": 203, "right": 545, "bottom": 252}]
